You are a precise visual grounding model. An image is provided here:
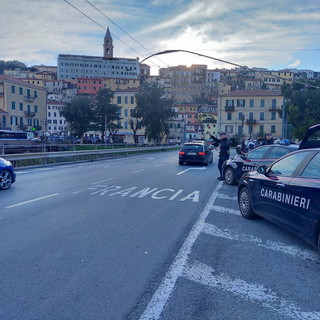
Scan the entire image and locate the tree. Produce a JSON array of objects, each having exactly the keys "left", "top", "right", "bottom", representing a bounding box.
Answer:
[
  {"left": 130, "top": 109, "right": 142, "bottom": 143},
  {"left": 0, "top": 60, "right": 28, "bottom": 74},
  {"left": 93, "top": 88, "right": 121, "bottom": 142},
  {"left": 61, "top": 96, "right": 95, "bottom": 140},
  {"left": 281, "top": 80, "right": 320, "bottom": 139},
  {"left": 135, "top": 83, "right": 176, "bottom": 143}
]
